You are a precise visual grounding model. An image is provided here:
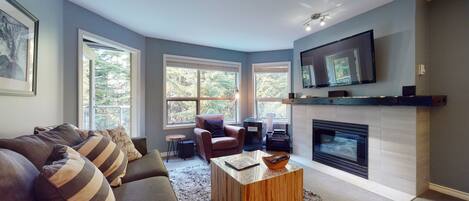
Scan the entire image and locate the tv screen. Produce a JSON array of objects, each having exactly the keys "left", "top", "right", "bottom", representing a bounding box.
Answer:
[{"left": 300, "top": 30, "right": 376, "bottom": 88}]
